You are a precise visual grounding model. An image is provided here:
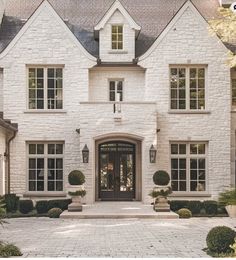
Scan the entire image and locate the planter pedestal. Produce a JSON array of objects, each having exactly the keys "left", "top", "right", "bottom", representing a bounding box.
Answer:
[
  {"left": 68, "top": 196, "right": 82, "bottom": 212},
  {"left": 154, "top": 196, "right": 170, "bottom": 212},
  {"left": 226, "top": 205, "right": 236, "bottom": 218}
]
